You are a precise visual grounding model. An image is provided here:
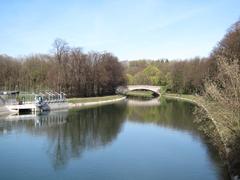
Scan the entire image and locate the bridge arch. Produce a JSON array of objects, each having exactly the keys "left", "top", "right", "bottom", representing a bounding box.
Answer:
[{"left": 124, "top": 85, "right": 161, "bottom": 96}]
